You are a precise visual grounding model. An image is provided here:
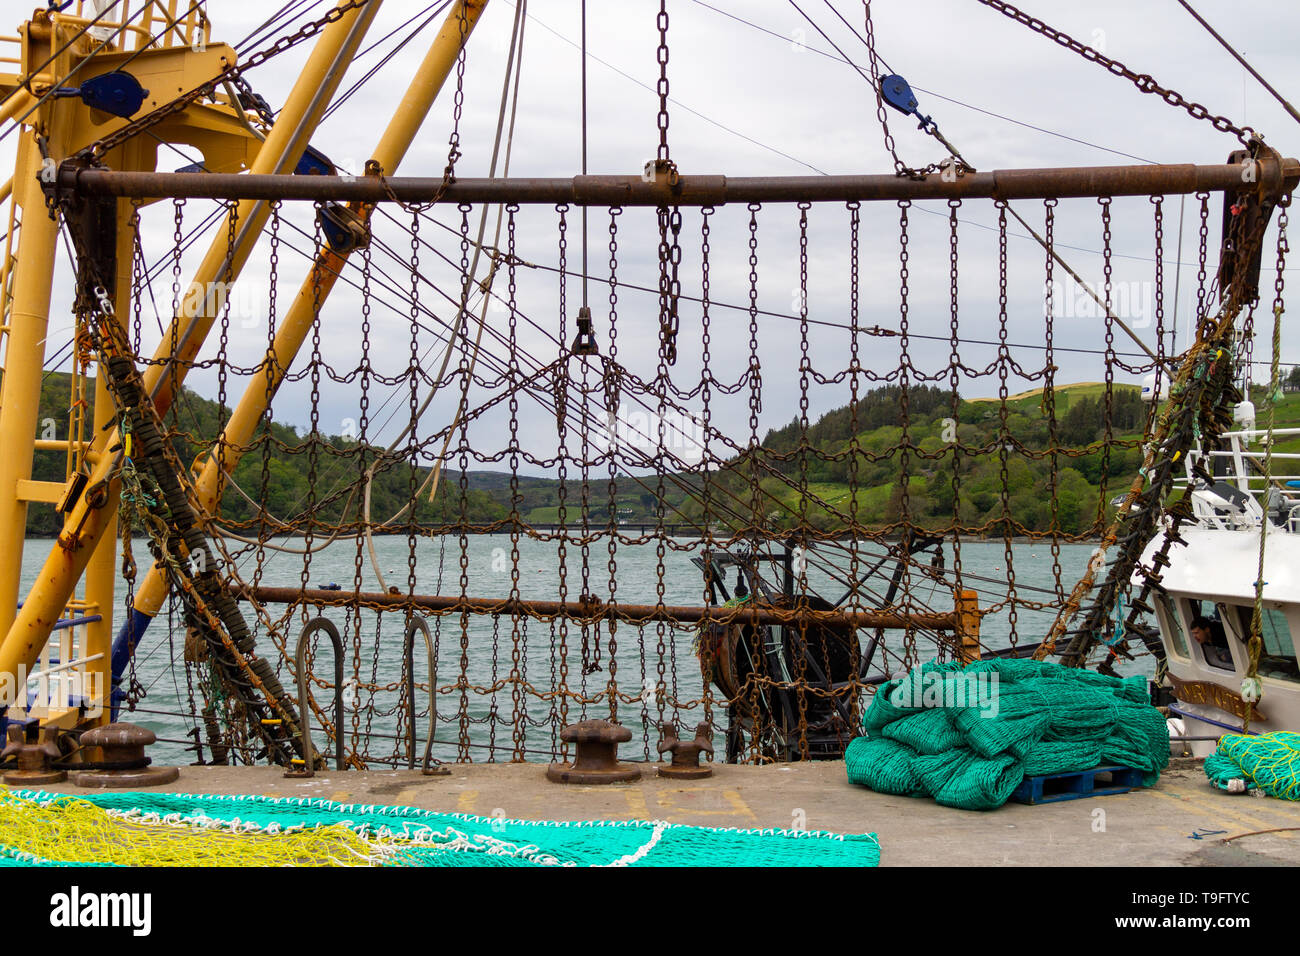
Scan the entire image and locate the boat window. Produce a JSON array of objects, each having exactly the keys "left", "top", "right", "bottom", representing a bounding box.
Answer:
[
  {"left": 1183, "top": 599, "right": 1234, "bottom": 671},
  {"left": 1156, "top": 594, "right": 1189, "bottom": 659},
  {"left": 1231, "top": 605, "right": 1300, "bottom": 683}
]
